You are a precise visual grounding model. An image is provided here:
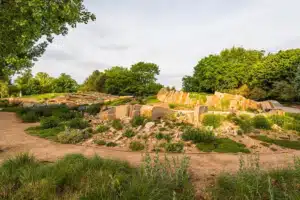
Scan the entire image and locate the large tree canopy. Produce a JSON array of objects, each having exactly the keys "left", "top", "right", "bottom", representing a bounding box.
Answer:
[
  {"left": 183, "top": 47, "right": 300, "bottom": 102},
  {"left": 0, "top": 0, "right": 95, "bottom": 80}
]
